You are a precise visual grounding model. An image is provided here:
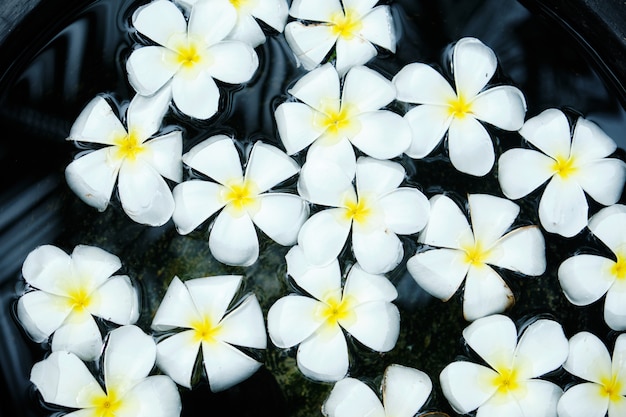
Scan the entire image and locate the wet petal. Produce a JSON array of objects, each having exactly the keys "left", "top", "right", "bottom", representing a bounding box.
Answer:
[
  {"left": 576, "top": 158, "right": 626, "bottom": 205},
  {"left": 403, "top": 104, "right": 452, "bottom": 158},
  {"left": 351, "top": 111, "right": 410, "bottom": 159},
  {"left": 342, "top": 0, "right": 378, "bottom": 16},
  {"left": 250, "top": 0, "right": 289, "bottom": 32},
  {"left": 17, "top": 291, "right": 71, "bottom": 342},
  {"left": 334, "top": 36, "right": 377, "bottom": 76},
  {"left": 463, "top": 314, "right": 517, "bottom": 370},
  {"left": 51, "top": 314, "right": 103, "bottom": 361},
  {"left": 289, "top": 0, "right": 340, "bottom": 21},
  {"left": 284, "top": 22, "right": 337, "bottom": 71},
  {"left": 155, "top": 331, "right": 200, "bottom": 388},
  {"left": 419, "top": 194, "right": 472, "bottom": 250},
  {"left": 119, "top": 375, "right": 182, "bottom": 417},
  {"left": 471, "top": 86, "right": 526, "bottom": 130},
  {"left": 285, "top": 245, "right": 342, "bottom": 301},
  {"left": 89, "top": 275, "right": 139, "bottom": 325},
  {"left": 609, "top": 398, "right": 626, "bottom": 417},
  {"left": 298, "top": 157, "right": 354, "bottom": 206},
  {"left": 201, "top": 340, "right": 261, "bottom": 392},
  {"left": 305, "top": 139, "right": 357, "bottom": 180},
  {"left": 205, "top": 41, "right": 258, "bottom": 83},
  {"left": 275, "top": 102, "right": 323, "bottom": 155},
  {"left": 151, "top": 276, "right": 200, "bottom": 331},
  {"left": 127, "top": 87, "right": 172, "bottom": 139},
  {"left": 588, "top": 204, "right": 626, "bottom": 253},
  {"left": 68, "top": 96, "right": 126, "bottom": 145},
  {"left": 392, "top": 63, "right": 456, "bottom": 105},
  {"left": 297, "top": 326, "right": 349, "bottom": 382},
  {"left": 267, "top": 295, "right": 323, "bottom": 348},
  {"left": 182, "top": 135, "right": 243, "bottom": 184},
  {"left": 557, "top": 382, "right": 609, "bottom": 417},
  {"left": 407, "top": 248, "right": 468, "bottom": 301},
  {"left": 126, "top": 47, "right": 177, "bottom": 96},
  {"left": 468, "top": 194, "right": 519, "bottom": 246},
  {"left": 229, "top": 12, "right": 266, "bottom": 47},
  {"left": 516, "top": 380, "right": 563, "bottom": 417},
  {"left": 605, "top": 280, "right": 626, "bottom": 331},
  {"left": 245, "top": 142, "right": 299, "bottom": 192},
  {"left": 65, "top": 148, "right": 120, "bottom": 211},
  {"left": 488, "top": 226, "right": 546, "bottom": 276},
  {"left": 476, "top": 394, "right": 524, "bottom": 417},
  {"left": 448, "top": 116, "right": 495, "bottom": 176},
  {"left": 209, "top": 211, "right": 259, "bottom": 266},
  {"left": 21, "top": 245, "right": 70, "bottom": 293},
  {"left": 440, "top": 361, "right": 498, "bottom": 414},
  {"left": 343, "top": 263, "right": 397, "bottom": 303},
  {"left": 563, "top": 331, "right": 611, "bottom": 384},
  {"left": 289, "top": 63, "right": 340, "bottom": 110},
  {"left": 172, "top": 180, "right": 225, "bottom": 235},
  {"left": 354, "top": 157, "right": 404, "bottom": 196},
  {"left": 571, "top": 116, "right": 618, "bottom": 162},
  {"left": 141, "top": 131, "right": 183, "bottom": 183},
  {"left": 497, "top": 148, "right": 554, "bottom": 200},
  {"left": 612, "top": 333, "right": 626, "bottom": 388},
  {"left": 452, "top": 37, "right": 497, "bottom": 99},
  {"left": 358, "top": 5, "right": 395, "bottom": 51},
  {"left": 342, "top": 65, "right": 395, "bottom": 112},
  {"left": 298, "top": 209, "right": 351, "bottom": 267},
  {"left": 185, "top": 275, "right": 242, "bottom": 325},
  {"left": 322, "top": 377, "right": 385, "bottom": 417},
  {"left": 188, "top": 0, "right": 237, "bottom": 44},
  {"left": 383, "top": 364, "right": 432, "bottom": 417},
  {"left": 253, "top": 193, "right": 308, "bottom": 245},
  {"left": 218, "top": 294, "right": 267, "bottom": 349},
  {"left": 342, "top": 301, "right": 399, "bottom": 352},
  {"left": 104, "top": 325, "right": 156, "bottom": 390},
  {"left": 171, "top": 70, "right": 220, "bottom": 119},
  {"left": 379, "top": 188, "right": 429, "bottom": 235},
  {"left": 558, "top": 254, "right": 613, "bottom": 306},
  {"left": 132, "top": 0, "right": 187, "bottom": 46},
  {"left": 463, "top": 265, "right": 514, "bottom": 321},
  {"left": 518, "top": 108, "right": 572, "bottom": 159},
  {"left": 538, "top": 176, "right": 588, "bottom": 237},
  {"left": 352, "top": 227, "right": 403, "bottom": 274},
  {"left": 514, "top": 319, "right": 568, "bottom": 379}
]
